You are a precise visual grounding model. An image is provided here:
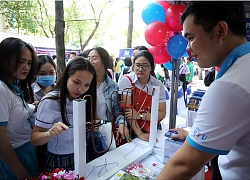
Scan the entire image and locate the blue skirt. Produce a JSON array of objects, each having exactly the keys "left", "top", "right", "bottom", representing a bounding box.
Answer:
[{"left": 0, "top": 141, "right": 39, "bottom": 179}]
